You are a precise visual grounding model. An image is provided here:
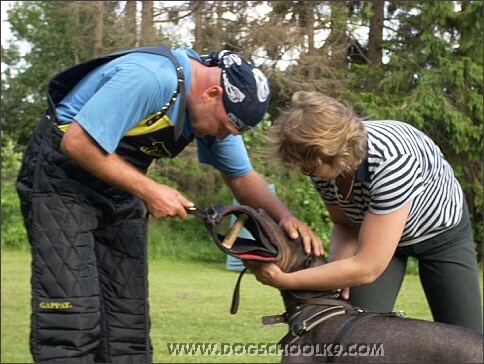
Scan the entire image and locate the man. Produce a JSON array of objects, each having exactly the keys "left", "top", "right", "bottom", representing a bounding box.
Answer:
[{"left": 16, "top": 46, "right": 323, "bottom": 362}]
